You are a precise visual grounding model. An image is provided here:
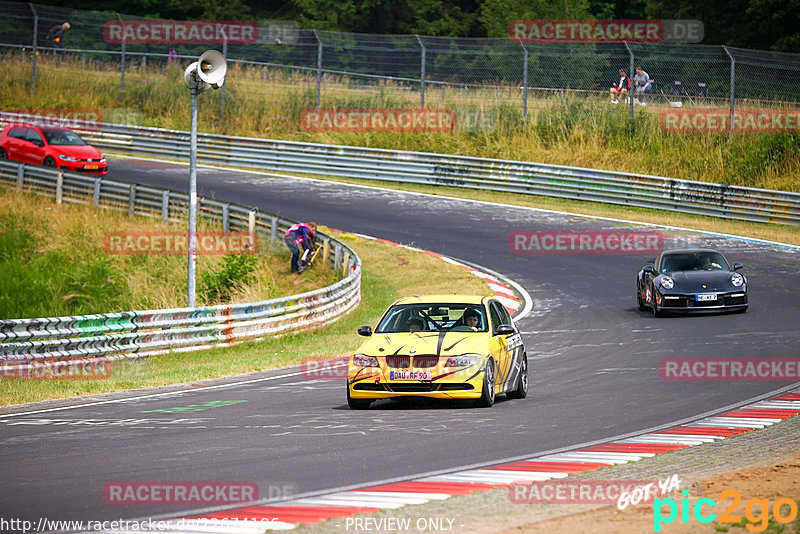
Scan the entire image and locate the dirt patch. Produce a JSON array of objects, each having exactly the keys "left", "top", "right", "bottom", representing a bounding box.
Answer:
[{"left": 511, "top": 454, "right": 800, "bottom": 533}]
